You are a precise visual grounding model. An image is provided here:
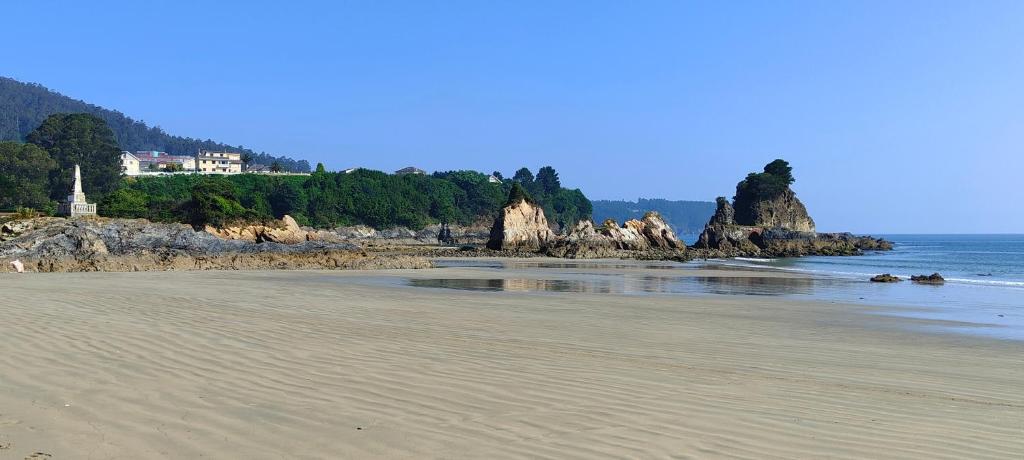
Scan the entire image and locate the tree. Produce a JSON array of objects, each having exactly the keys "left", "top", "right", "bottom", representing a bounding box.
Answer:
[
  {"left": 732, "top": 159, "right": 797, "bottom": 225},
  {"left": 0, "top": 142, "right": 56, "bottom": 210},
  {"left": 315, "top": 162, "right": 326, "bottom": 173},
  {"left": 268, "top": 179, "right": 307, "bottom": 219},
  {"left": 163, "top": 162, "right": 183, "bottom": 172},
  {"left": 26, "top": 113, "right": 123, "bottom": 201},
  {"left": 504, "top": 182, "right": 534, "bottom": 206},
  {"left": 512, "top": 167, "right": 534, "bottom": 184},
  {"left": 763, "top": 159, "right": 794, "bottom": 185},
  {"left": 99, "top": 188, "right": 149, "bottom": 218},
  {"left": 270, "top": 161, "right": 282, "bottom": 173},
  {"left": 183, "top": 177, "right": 249, "bottom": 228},
  {"left": 536, "top": 166, "right": 561, "bottom": 195}
]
